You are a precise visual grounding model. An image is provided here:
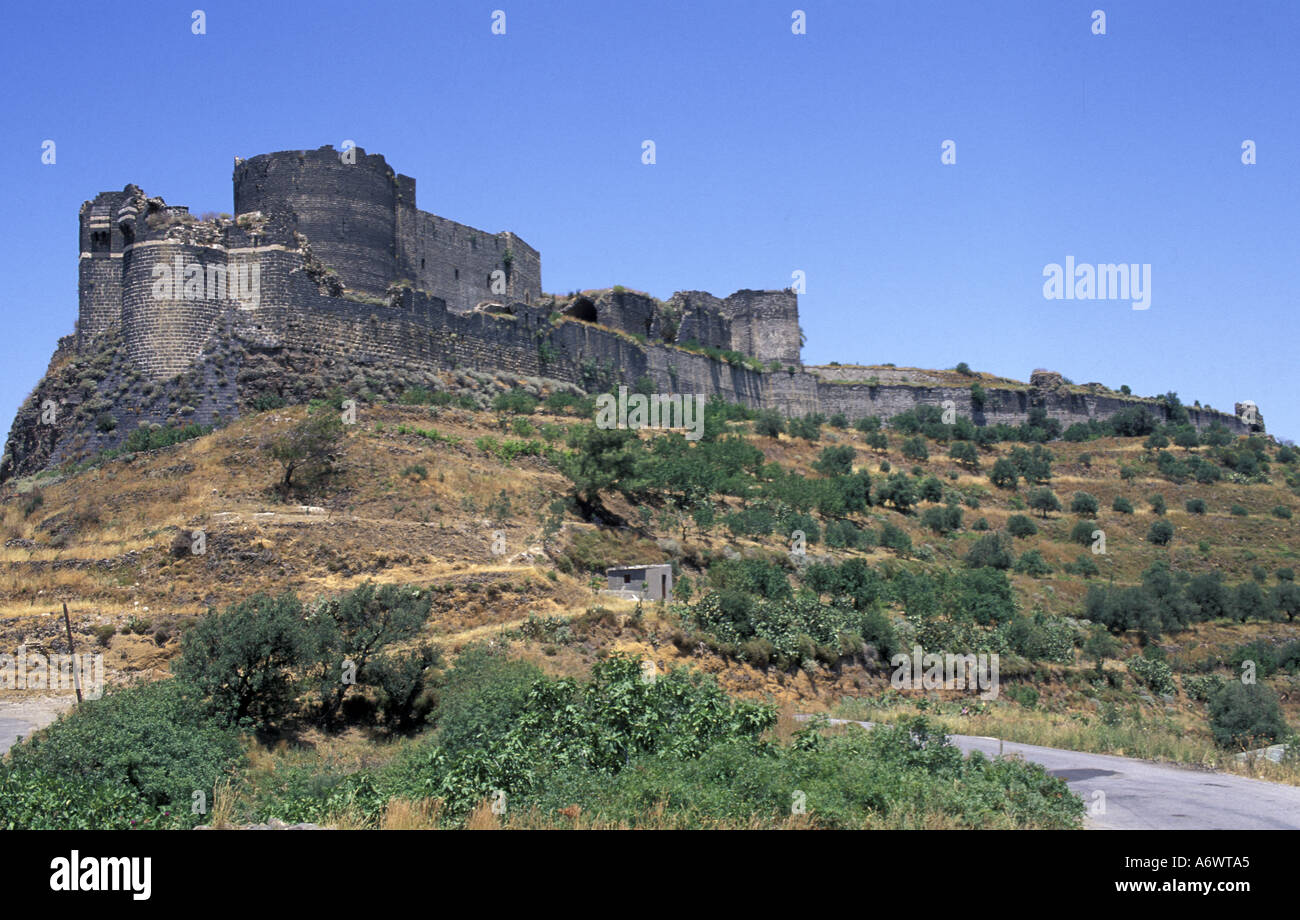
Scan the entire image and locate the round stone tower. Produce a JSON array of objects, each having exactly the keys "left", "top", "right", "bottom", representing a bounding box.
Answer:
[{"left": 233, "top": 145, "right": 398, "bottom": 295}]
